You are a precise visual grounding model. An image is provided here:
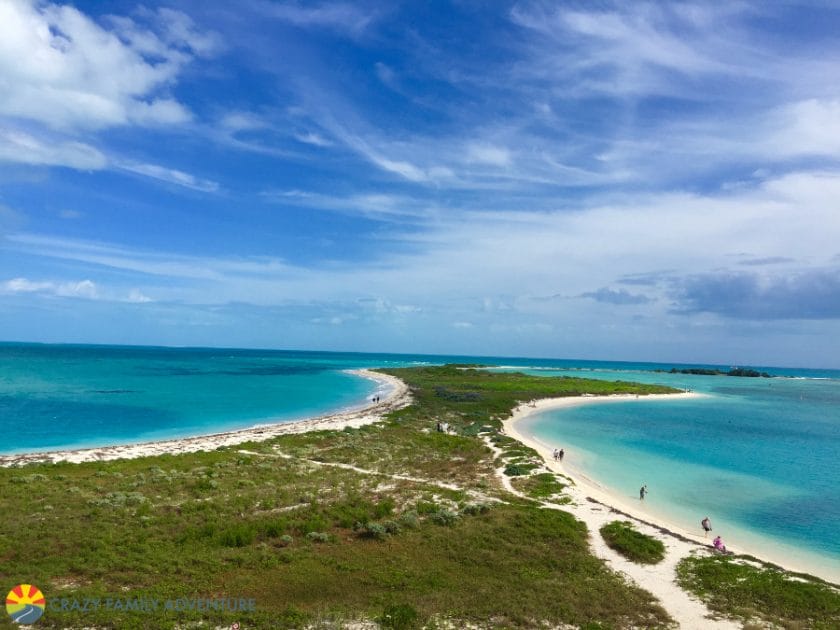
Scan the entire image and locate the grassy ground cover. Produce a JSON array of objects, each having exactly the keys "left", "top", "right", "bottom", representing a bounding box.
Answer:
[
  {"left": 2, "top": 366, "right": 833, "bottom": 628},
  {"left": 599, "top": 521, "right": 666, "bottom": 565},
  {"left": 676, "top": 554, "right": 840, "bottom": 629}
]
